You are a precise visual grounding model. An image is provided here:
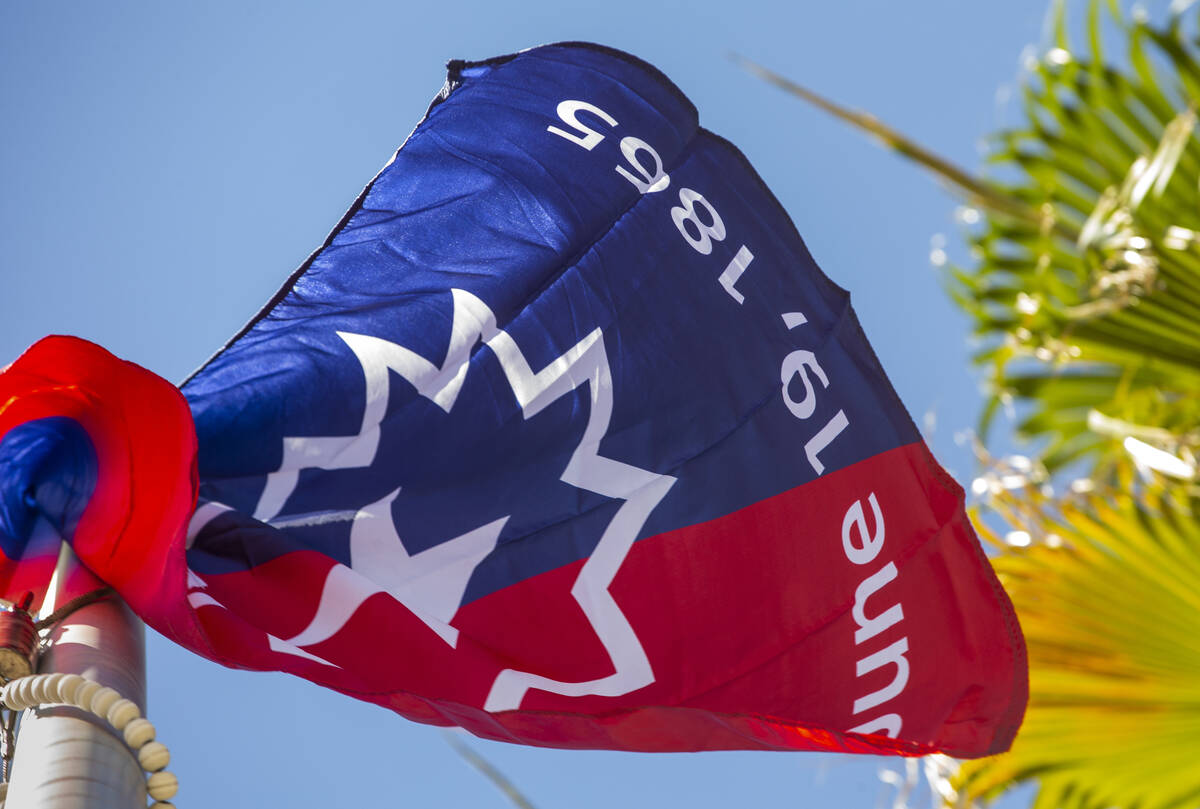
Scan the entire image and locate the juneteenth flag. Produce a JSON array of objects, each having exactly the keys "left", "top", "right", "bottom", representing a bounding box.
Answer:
[{"left": 0, "top": 43, "right": 1025, "bottom": 757}]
